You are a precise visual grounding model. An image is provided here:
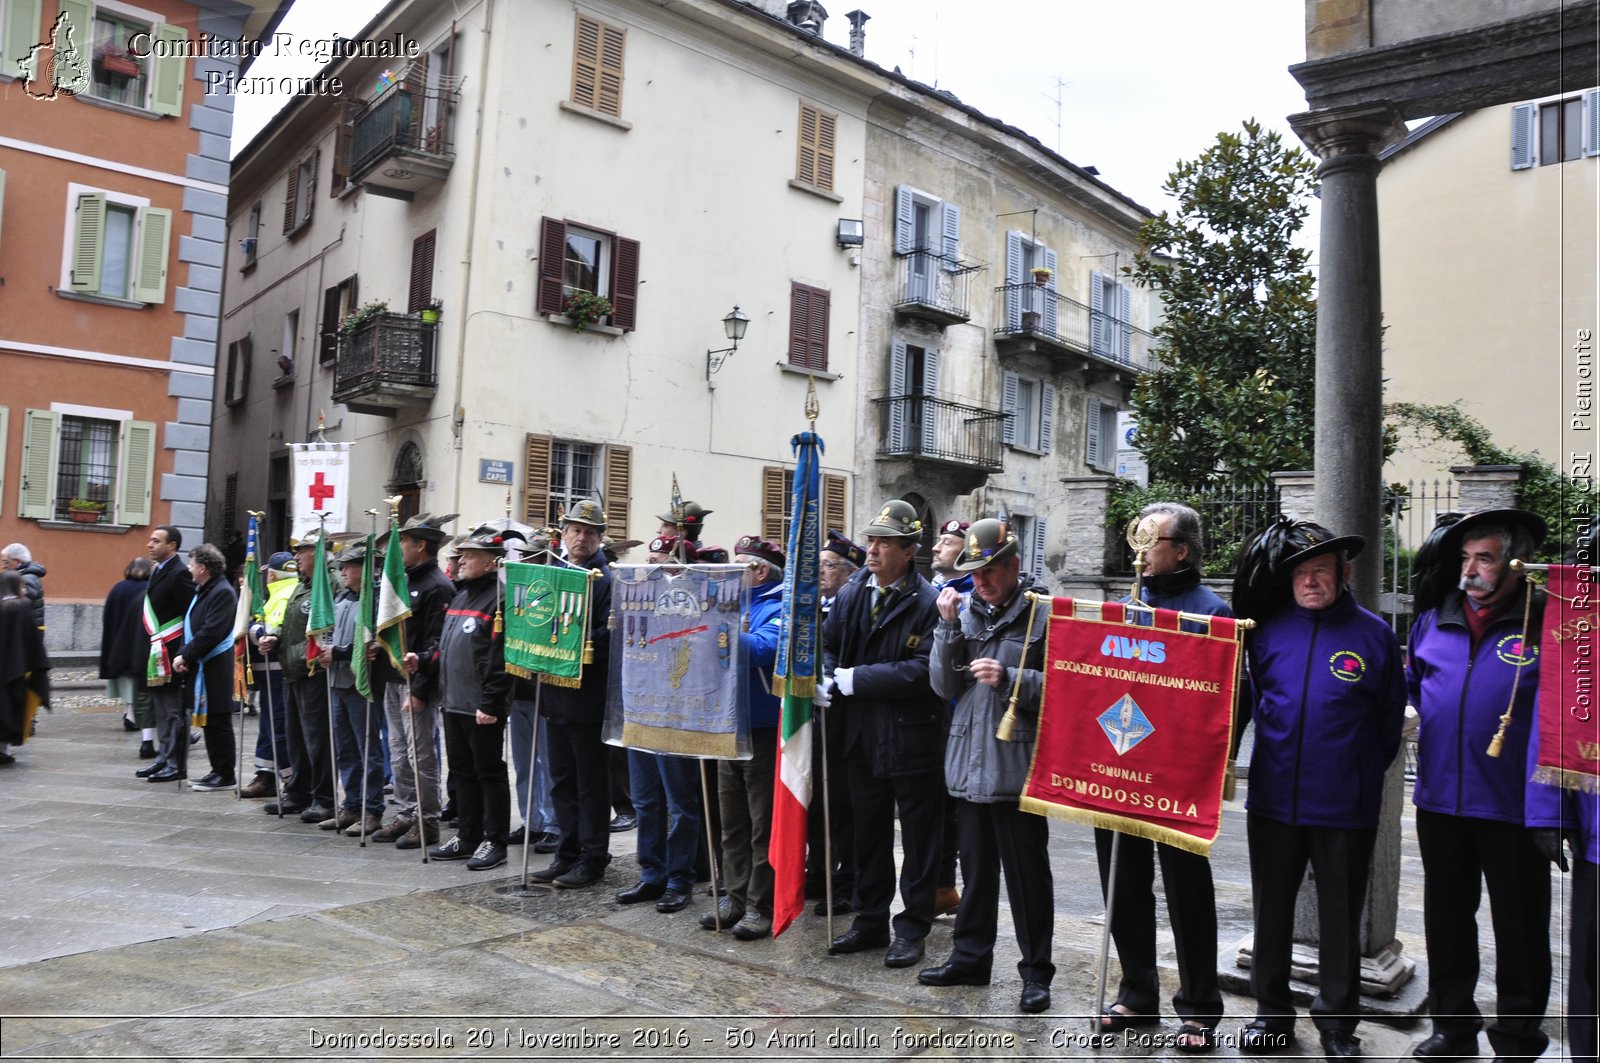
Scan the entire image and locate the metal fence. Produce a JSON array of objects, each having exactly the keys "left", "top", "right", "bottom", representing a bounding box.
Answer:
[
  {"left": 1382, "top": 477, "right": 1459, "bottom": 641},
  {"left": 1115, "top": 481, "right": 1283, "bottom": 577}
]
